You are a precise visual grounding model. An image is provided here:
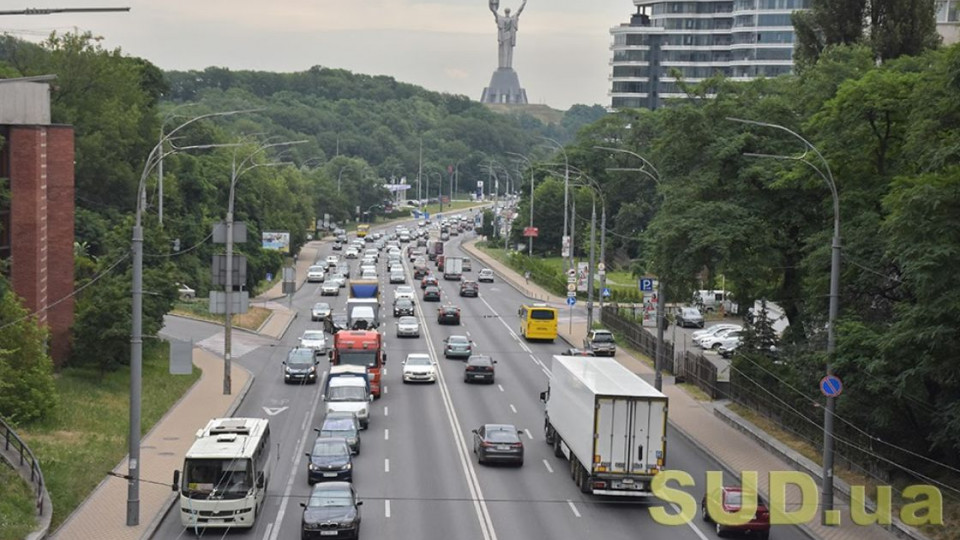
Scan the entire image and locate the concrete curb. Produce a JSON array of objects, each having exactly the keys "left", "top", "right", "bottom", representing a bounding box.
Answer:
[
  {"left": 714, "top": 404, "right": 933, "bottom": 540},
  {"left": 141, "top": 370, "right": 255, "bottom": 540}
]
